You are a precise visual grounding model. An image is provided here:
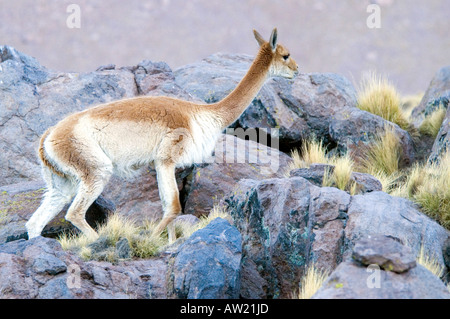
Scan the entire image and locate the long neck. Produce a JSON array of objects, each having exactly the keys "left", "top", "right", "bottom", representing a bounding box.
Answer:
[{"left": 209, "top": 46, "right": 273, "bottom": 129}]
